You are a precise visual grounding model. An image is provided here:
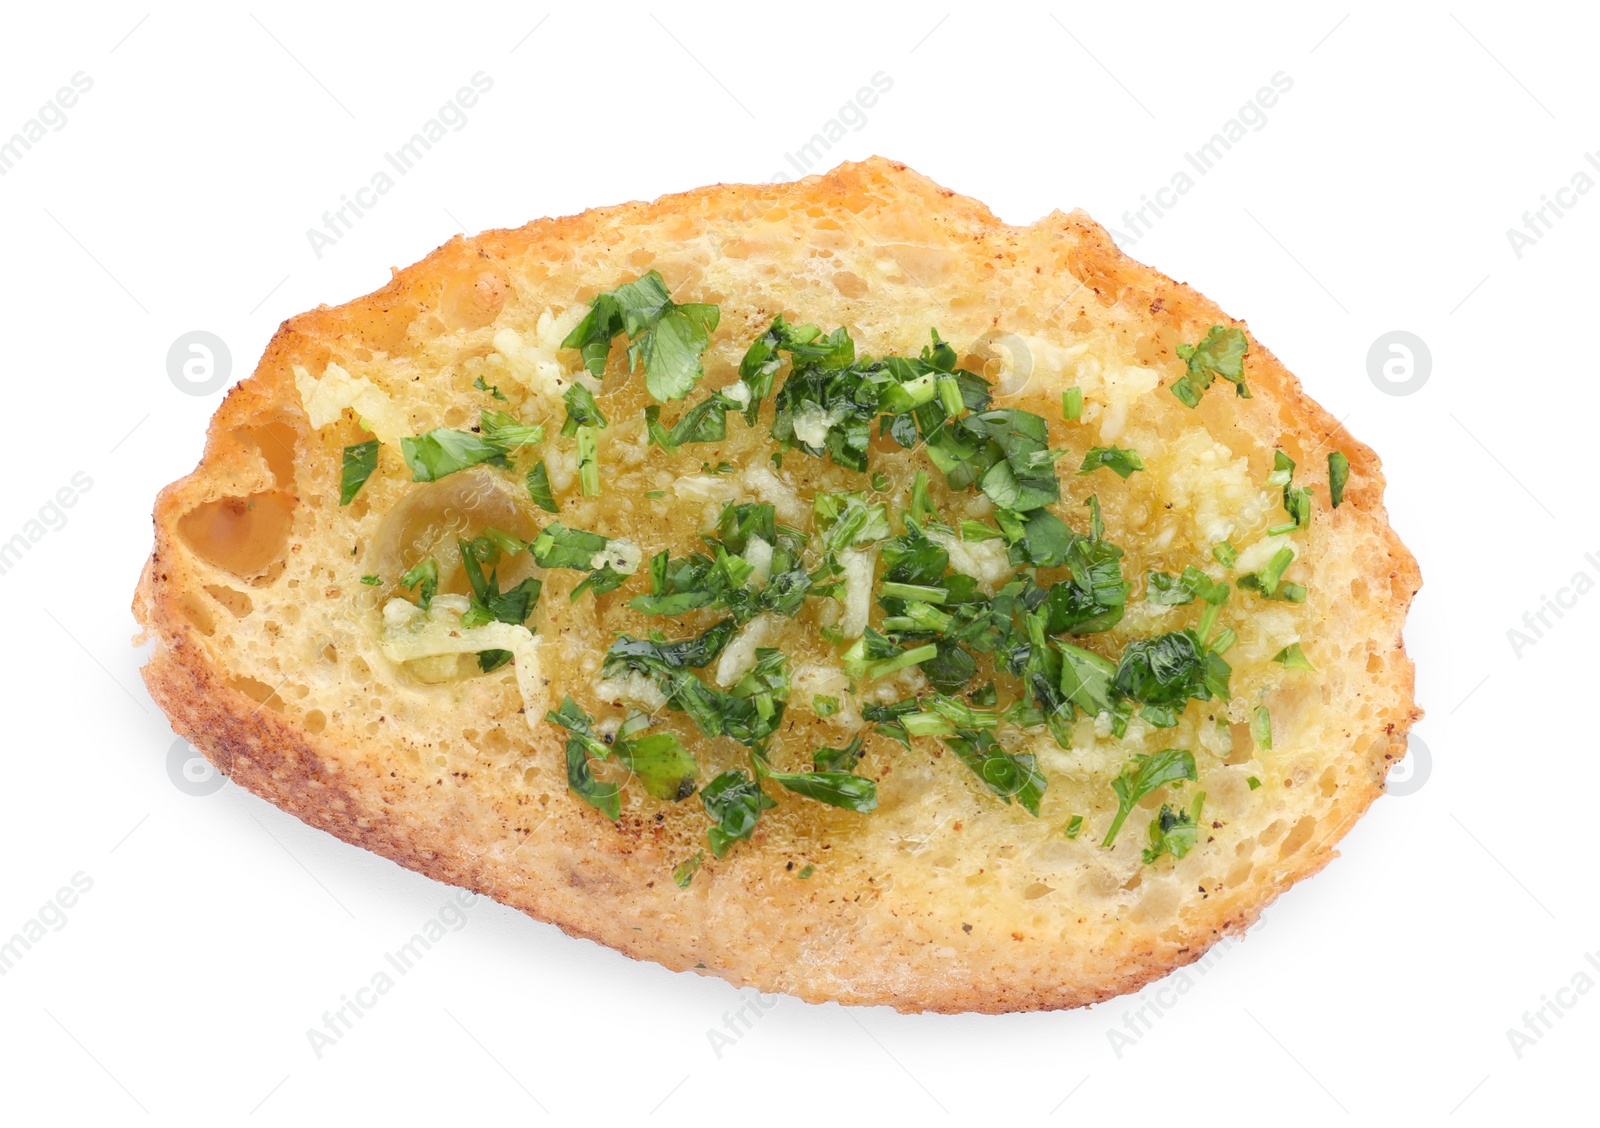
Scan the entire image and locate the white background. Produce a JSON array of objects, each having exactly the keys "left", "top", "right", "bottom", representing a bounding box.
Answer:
[{"left": 1, "top": 2, "right": 1592, "bottom": 1123}]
